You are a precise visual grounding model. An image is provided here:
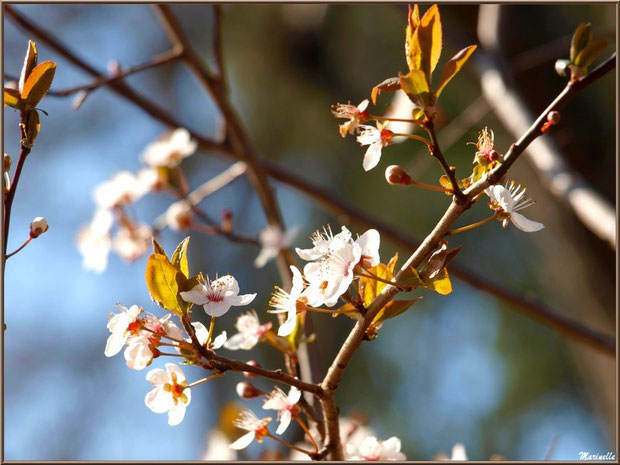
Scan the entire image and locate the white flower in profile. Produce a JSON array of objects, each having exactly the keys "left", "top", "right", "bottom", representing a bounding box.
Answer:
[
  {"left": 229, "top": 410, "right": 272, "bottom": 450},
  {"left": 179, "top": 275, "right": 256, "bottom": 317},
  {"left": 355, "top": 229, "right": 380, "bottom": 268},
  {"left": 262, "top": 386, "right": 302, "bottom": 435},
  {"left": 190, "top": 321, "right": 227, "bottom": 349},
  {"left": 332, "top": 99, "right": 370, "bottom": 138},
  {"left": 268, "top": 266, "right": 304, "bottom": 337},
  {"left": 124, "top": 335, "right": 155, "bottom": 370},
  {"left": 94, "top": 171, "right": 148, "bottom": 209},
  {"left": 485, "top": 181, "right": 544, "bottom": 232},
  {"left": 165, "top": 201, "right": 194, "bottom": 231},
  {"left": 303, "top": 239, "right": 362, "bottom": 307},
  {"left": 105, "top": 304, "right": 142, "bottom": 357},
  {"left": 145, "top": 363, "right": 191, "bottom": 426},
  {"left": 435, "top": 443, "right": 468, "bottom": 461},
  {"left": 356, "top": 123, "right": 394, "bottom": 171},
  {"left": 296, "top": 225, "right": 352, "bottom": 261},
  {"left": 255, "top": 225, "right": 300, "bottom": 268},
  {"left": 112, "top": 224, "right": 152, "bottom": 262},
  {"left": 29, "top": 217, "right": 49, "bottom": 238},
  {"left": 202, "top": 430, "right": 237, "bottom": 461},
  {"left": 224, "top": 310, "right": 272, "bottom": 350},
  {"left": 77, "top": 208, "right": 113, "bottom": 273},
  {"left": 141, "top": 128, "right": 198, "bottom": 168},
  {"left": 346, "top": 436, "right": 406, "bottom": 461}
]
